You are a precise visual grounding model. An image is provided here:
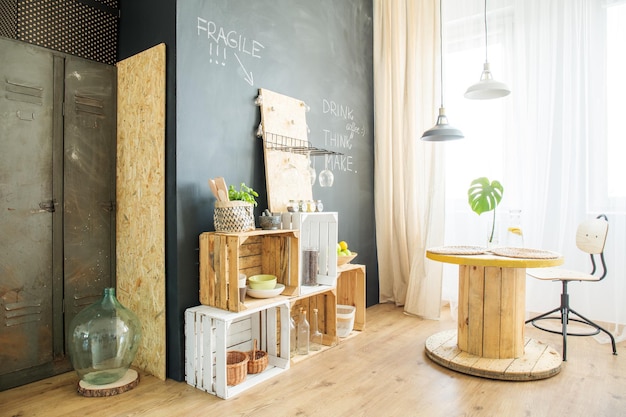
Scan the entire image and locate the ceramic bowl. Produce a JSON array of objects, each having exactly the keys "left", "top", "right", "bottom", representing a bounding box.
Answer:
[
  {"left": 247, "top": 283, "right": 285, "bottom": 299},
  {"left": 248, "top": 274, "right": 277, "bottom": 290},
  {"left": 259, "top": 215, "right": 281, "bottom": 230}
]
